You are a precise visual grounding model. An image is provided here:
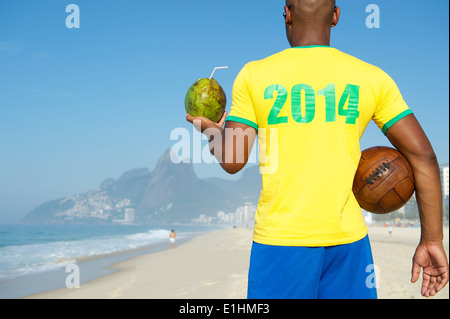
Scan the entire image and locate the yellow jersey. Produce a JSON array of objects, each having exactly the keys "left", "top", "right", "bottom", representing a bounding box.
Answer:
[{"left": 226, "top": 46, "right": 412, "bottom": 247}]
